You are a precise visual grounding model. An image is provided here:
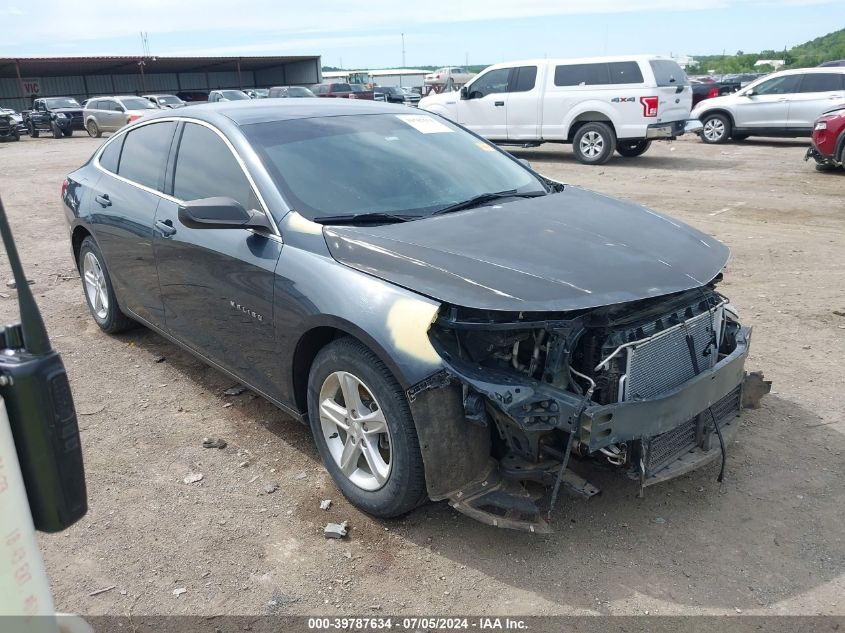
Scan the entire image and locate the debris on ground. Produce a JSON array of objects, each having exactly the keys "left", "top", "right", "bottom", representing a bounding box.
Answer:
[
  {"left": 154, "top": 356, "right": 166, "bottom": 363},
  {"left": 248, "top": 475, "right": 260, "bottom": 483},
  {"left": 223, "top": 385, "right": 247, "bottom": 396},
  {"left": 653, "top": 517, "right": 666, "bottom": 524},
  {"left": 294, "top": 471, "right": 307, "bottom": 481},
  {"left": 742, "top": 371, "right": 772, "bottom": 409},
  {"left": 320, "top": 499, "right": 332, "bottom": 511},
  {"left": 239, "top": 461, "right": 250, "bottom": 468},
  {"left": 88, "top": 585, "right": 116, "bottom": 597},
  {"left": 6, "top": 278, "right": 34, "bottom": 289},
  {"left": 79, "top": 405, "right": 106, "bottom": 416},
  {"left": 264, "top": 483, "right": 279, "bottom": 494},
  {"left": 172, "top": 587, "right": 187, "bottom": 597},
  {"left": 202, "top": 437, "right": 227, "bottom": 449},
  {"left": 324, "top": 521, "right": 349, "bottom": 539},
  {"left": 183, "top": 473, "right": 203, "bottom": 484},
  {"left": 223, "top": 403, "right": 233, "bottom": 408}
]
